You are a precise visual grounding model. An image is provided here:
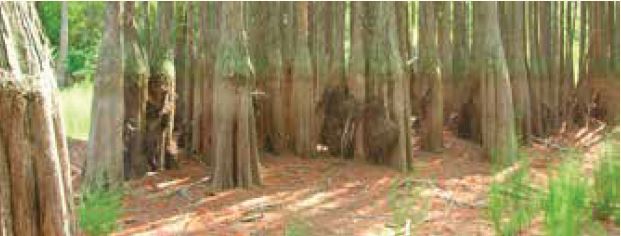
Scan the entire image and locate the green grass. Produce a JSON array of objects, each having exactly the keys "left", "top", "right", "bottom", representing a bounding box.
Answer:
[
  {"left": 543, "top": 159, "right": 597, "bottom": 236},
  {"left": 592, "top": 138, "right": 620, "bottom": 224},
  {"left": 59, "top": 80, "right": 93, "bottom": 139},
  {"left": 488, "top": 156, "right": 542, "bottom": 236},
  {"left": 488, "top": 144, "right": 618, "bottom": 236},
  {"left": 77, "top": 186, "right": 123, "bottom": 236}
]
